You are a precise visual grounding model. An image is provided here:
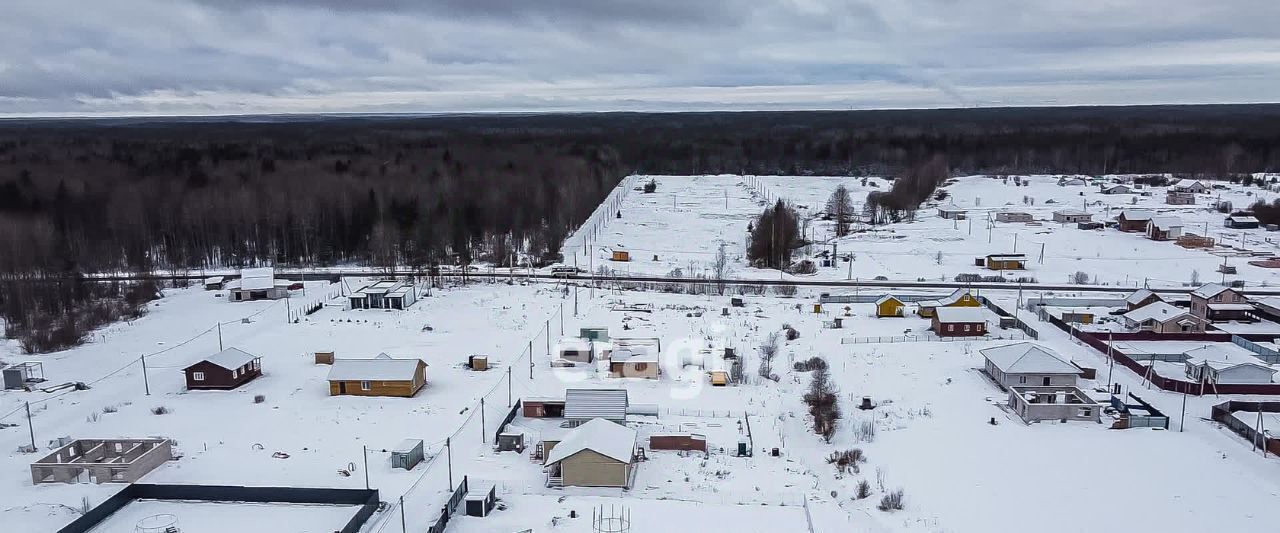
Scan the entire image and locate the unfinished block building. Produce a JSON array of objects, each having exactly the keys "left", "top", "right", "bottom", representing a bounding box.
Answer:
[{"left": 30, "top": 438, "right": 172, "bottom": 484}]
